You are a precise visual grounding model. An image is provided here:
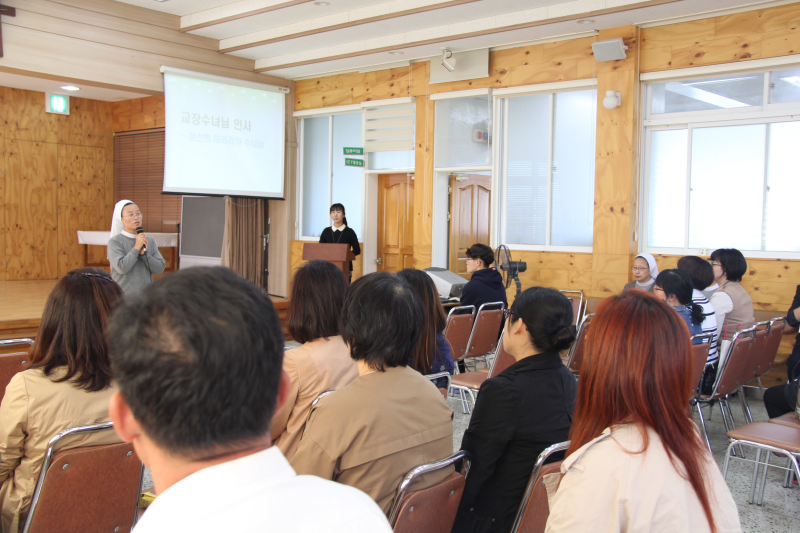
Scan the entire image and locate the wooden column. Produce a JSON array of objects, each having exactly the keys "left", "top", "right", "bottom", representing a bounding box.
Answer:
[
  {"left": 412, "top": 62, "right": 434, "bottom": 270},
  {"left": 590, "top": 26, "right": 640, "bottom": 297}
]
